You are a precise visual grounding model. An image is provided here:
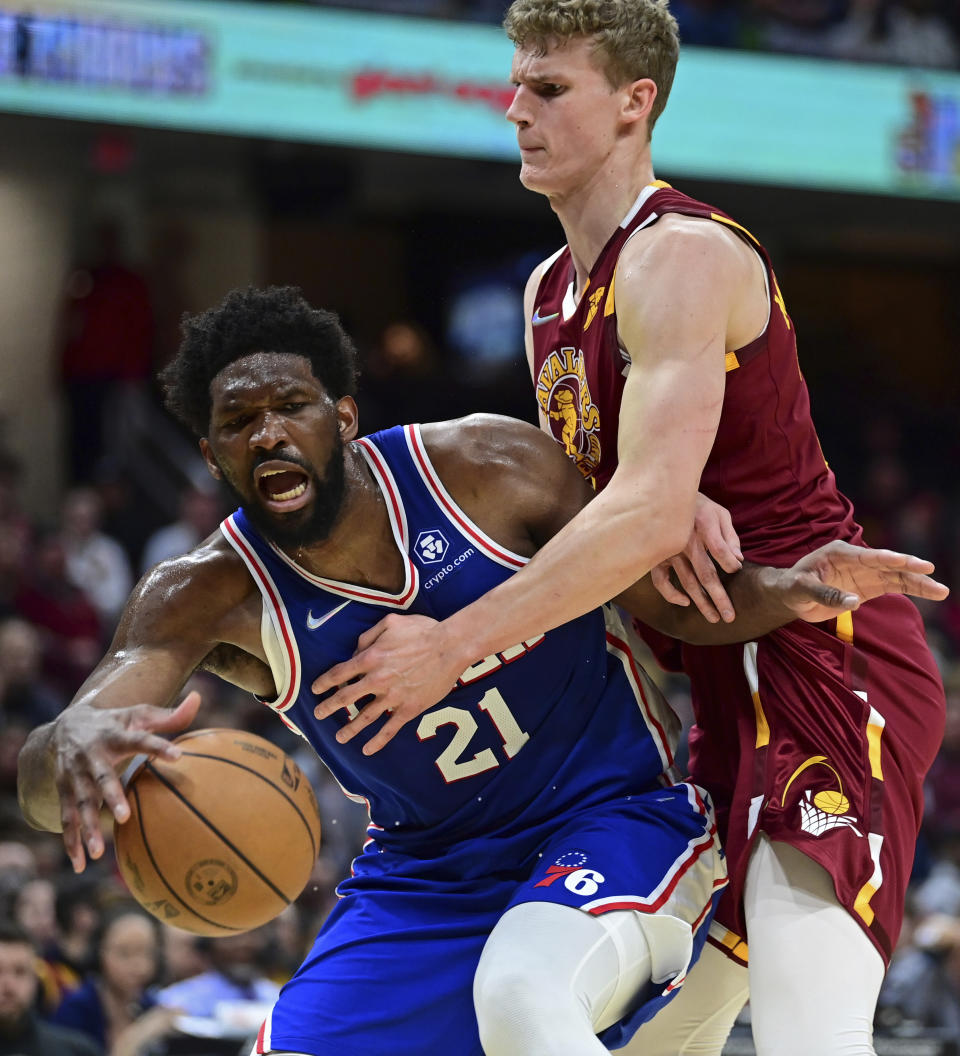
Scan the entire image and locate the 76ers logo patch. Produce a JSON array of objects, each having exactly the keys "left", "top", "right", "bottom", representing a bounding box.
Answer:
[
  {"left": 535, "top": 850, "right": 606, "bottom": 897},
  {"left": 535, "top": 347, "right": 601, "bottom": 480}
]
